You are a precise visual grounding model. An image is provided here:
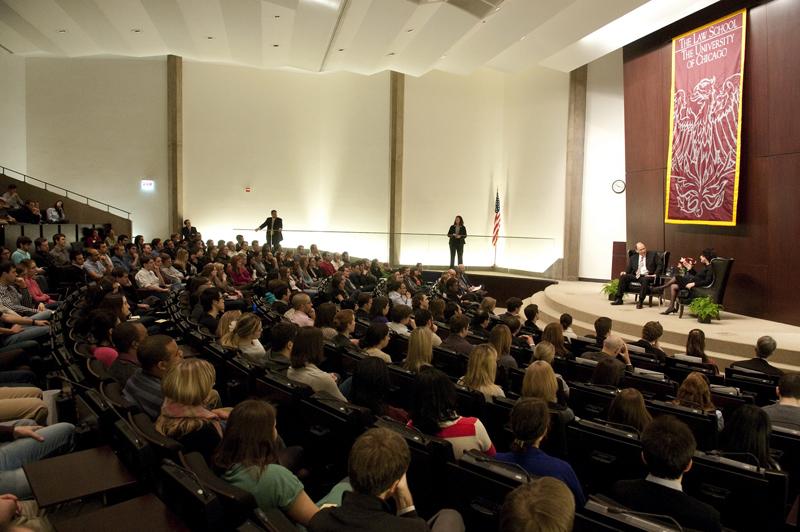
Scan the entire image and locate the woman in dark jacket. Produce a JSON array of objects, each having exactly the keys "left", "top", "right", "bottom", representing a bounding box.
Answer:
[
  {"left": 661, "top": 248, "right": 716, "bottom": 315},
  {"left": 447, "top": 215, "right": 467, "bottom": 268}
]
